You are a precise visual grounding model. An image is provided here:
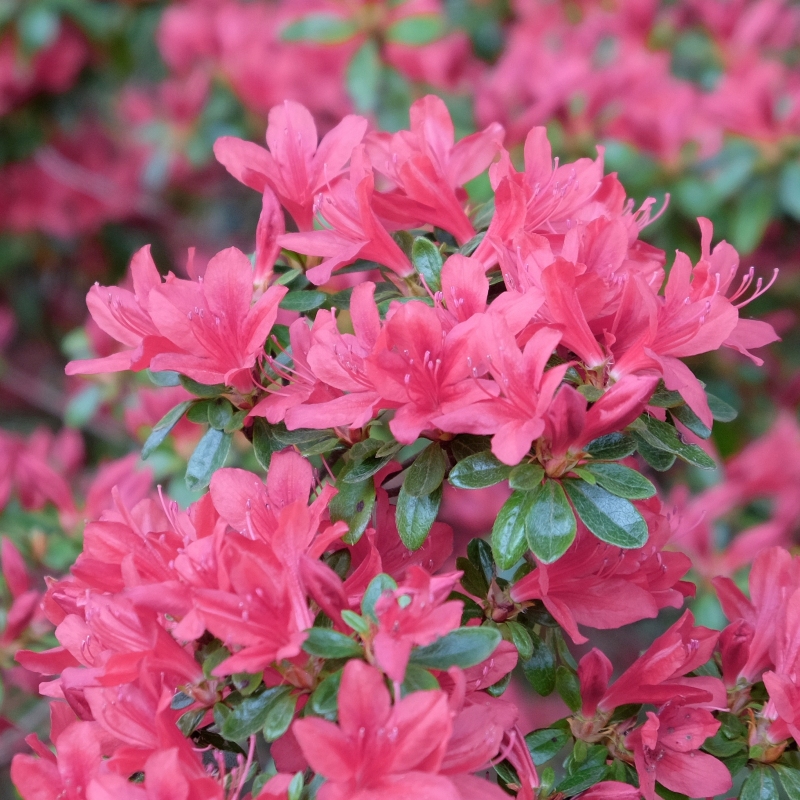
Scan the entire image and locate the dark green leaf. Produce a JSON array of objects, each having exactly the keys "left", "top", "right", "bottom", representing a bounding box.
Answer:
[
  {"left": 279, "top": 290, "right": 327, "bottom": 312},
  {"left": 232, "top": 672, "right": 263, "bottom": 696},
  {"left": 403, "top": 443, "right": 446, "bottom": 496},
  {"left": 308, "top": 669, "right": 342, "bottom": 721},
  {"left": 262, "top": 687, "right": 297, "bottom": 742},
  {"left": 633, "top": 433, "right": 677, "bottom": 471},
  {"left": 491, "top": 491, "right": 529, "bottom": 571},
  {"left": 185, "top": 429, "right": 232, "bottom": 492},
  {"left": 385, "top": 13, "right": 446, "bottom": 45},
  {"left": 186, "top": 400, "right": 213, "bottom": 424},
  {"left": 329, "top": 475, "right": 375, "bottom": 544},
  {"left": 707, "top": 393, "right": 737, "bottom": 422},
  {"left": 486, "top": 669, "right": 513, "bottom": 697},
  {"left": 563, "top": 480, "right": 648, "bottom": 548},
  {"left": 740, "top": 767, "right": 779, "bottom": 800},
  {"left": 670, "top": 403, "right": 712, "bottom": 439},
  {"left": 774, "top": 764, "right": 800, "bottom": 800},
  {"left": 702, "top": 730, "right": 746, "bottom": 758},
  {"left": 179, "top": 375, "right": 228, "bottom": 397},
  {"left": 450, "top": 435, "right": 492, "bottom": 462},
  {"left": 341, "top": 442, "right": 395, "bottom": 483},
  {"left": 503, "top": 620, "right": 533, "bottom": 661},
  {"left": 631, "top": 415, "right": 715, "bottom": 469},
  {"left": 583, "top": 463, "right": 657, "bottom": 500},
  {"left": 521, "top": 632, "right": 556, "bottom": 696},
  {"left": 449, "top": 451, "right": 511, "bottom": 489},
  {"left": 396, "top": 483, "right": 442, "bottom": 551},
  {"left": 142, "top": 400, "right": 193, "bottom": 459},
  {"left": 220, "top": 687, "right": 289, "bottom": 740},
  {"left": 525, "top": 725, "right": 571, "bottom": 765},
  {"left": 555, "top": 666, "right": 581, "bottom": 712},
  {"left": 466, "top": 539, "right": 494, "bottom": 587},
  {"left": 252, "top": 418, "right": 277, "bottom": 470},
  {"left": 509, "top": 463, "right": 545, "bottom": 491},
  {"left": 282, "top": 13, "right": 359, "bottom": 43},
  {"left": 208, "top": 399, "right": 235, "bottom": 431},
  {"left": 224, "top": 409, "right": 248, "bottom": 434},
  {"left": 456, "top": 557, "right": 490, "bottom": 598},
  {"left": 411, "top": 236, "right": 443, "bottom": 292},
  {"left": 557, "top": 765, "right": 610, "bottom": 796},
  {"left": 649, "top": 388, "right": 684, "bottom": 408},
  {"left": 409, "top": 626, "right": 501, "bottom": 670},
  {"left": 362, "top": 573, "right": 398, "bottom": 621},
  {"left": 585, "top": 433, "right": 637, "bottom": 461},
  {"left": 302, "top": 628, "right": 364, "bottom": 659},
  {"left": 525, "top": 480, "right": 577, "bottom": 563},
  {"left": 401, "top": 664, "right": 440, "bottom": 695}
]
